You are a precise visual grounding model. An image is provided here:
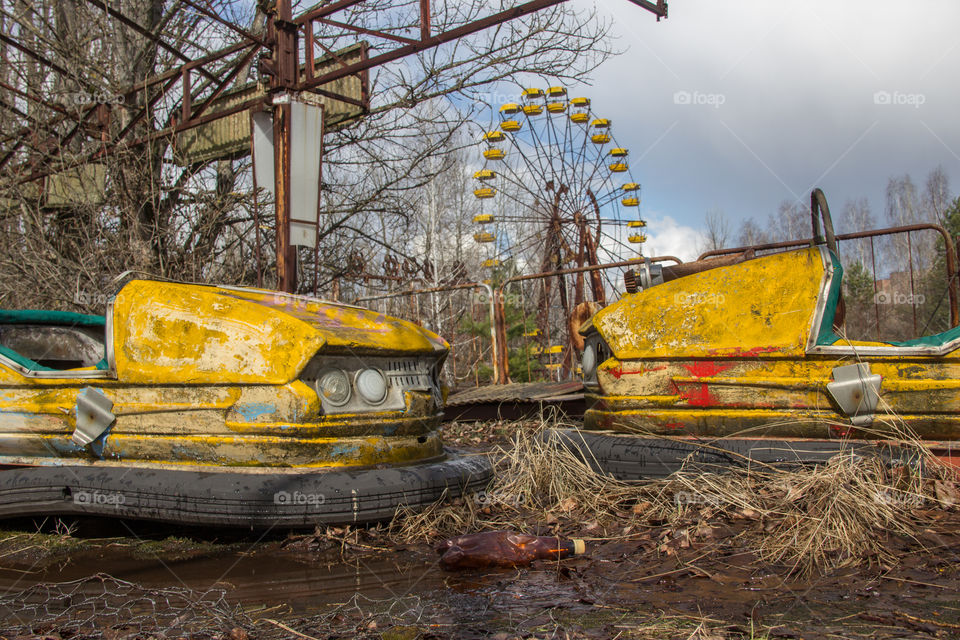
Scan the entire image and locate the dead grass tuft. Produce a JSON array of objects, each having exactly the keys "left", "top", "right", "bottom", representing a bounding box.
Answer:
[{"left": 392, "top": 410, "right": 956, "bottom": 576}]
